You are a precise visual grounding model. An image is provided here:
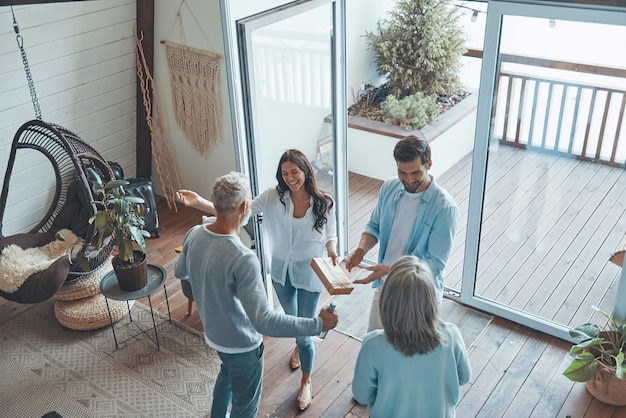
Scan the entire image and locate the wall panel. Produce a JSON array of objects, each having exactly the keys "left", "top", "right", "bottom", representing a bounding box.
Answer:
[{"left": 0, "top": 0, "right": 137, "bottom": 236}]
